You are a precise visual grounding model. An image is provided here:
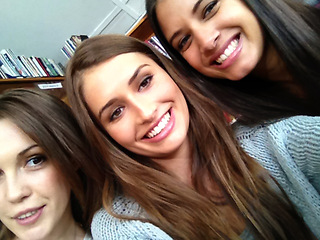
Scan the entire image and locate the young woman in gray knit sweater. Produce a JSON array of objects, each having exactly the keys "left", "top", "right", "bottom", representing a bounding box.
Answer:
[{"left": 66, "top": 34, "right": 319, "bottom": 240}]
